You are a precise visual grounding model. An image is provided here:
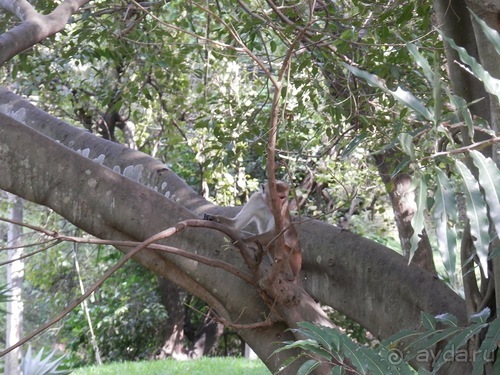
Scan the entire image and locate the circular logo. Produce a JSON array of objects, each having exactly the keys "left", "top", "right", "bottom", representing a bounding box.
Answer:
[{"left": 387, "top": 348, "right": 404, "bottom": 366}]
